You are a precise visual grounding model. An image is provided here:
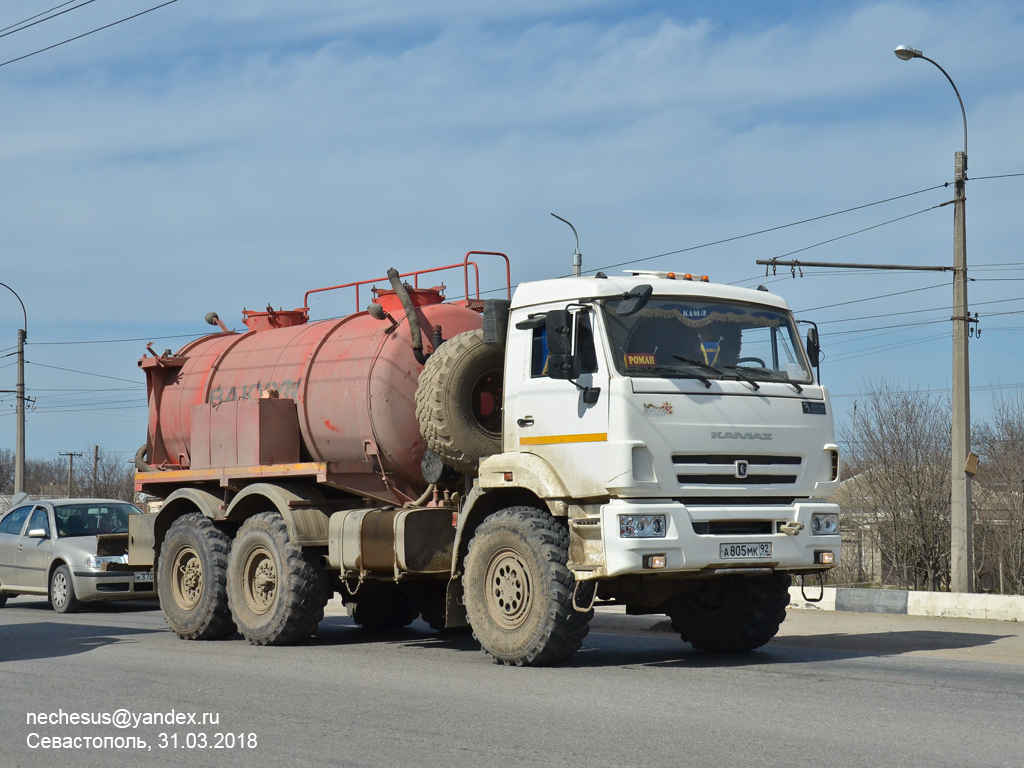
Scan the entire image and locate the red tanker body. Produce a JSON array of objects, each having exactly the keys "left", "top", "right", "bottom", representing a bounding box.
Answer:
[{"left": 140, "top": 289, "right": 483, "bottom": 502}]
